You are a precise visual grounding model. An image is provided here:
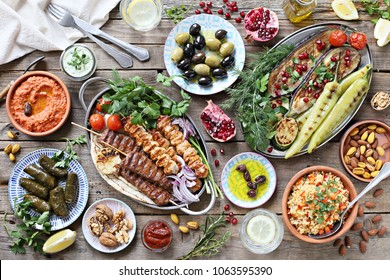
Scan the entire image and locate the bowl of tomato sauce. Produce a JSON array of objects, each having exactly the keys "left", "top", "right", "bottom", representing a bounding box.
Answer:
[{"left": 141, "top": 220, "right": 173, "bottom": 252}]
